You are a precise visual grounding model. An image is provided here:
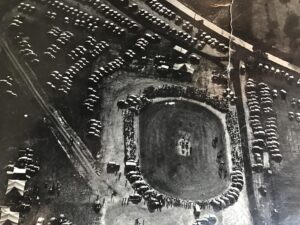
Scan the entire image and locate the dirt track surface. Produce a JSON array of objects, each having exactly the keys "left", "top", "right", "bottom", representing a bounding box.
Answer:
[{"left": 139, "top": 100, "right": 229, "bottom": 200}]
